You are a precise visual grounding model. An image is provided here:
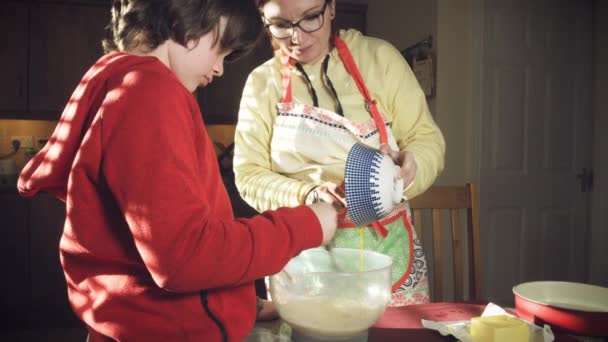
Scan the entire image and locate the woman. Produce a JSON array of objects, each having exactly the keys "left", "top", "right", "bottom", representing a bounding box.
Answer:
[
  {"left": 17, "top": 0, "right": 338, "bottom": 341},
  {"left": 234, "top": 0, "right": 445, "bottom": 307}
]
